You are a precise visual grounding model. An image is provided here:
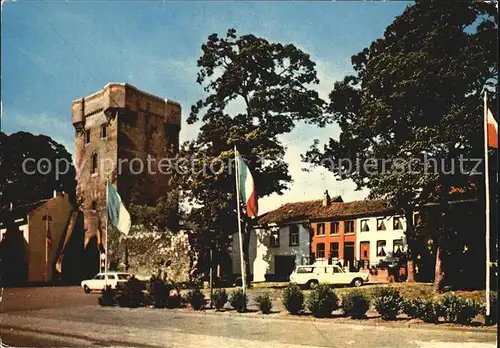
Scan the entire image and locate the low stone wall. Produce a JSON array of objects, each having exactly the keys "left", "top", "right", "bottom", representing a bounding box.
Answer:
[
  {"left": 114, "top": 230, "right": 192, "bottom": 283},
  {"left": 368, "top": 267, "right": 407, "bottom": 283}
]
